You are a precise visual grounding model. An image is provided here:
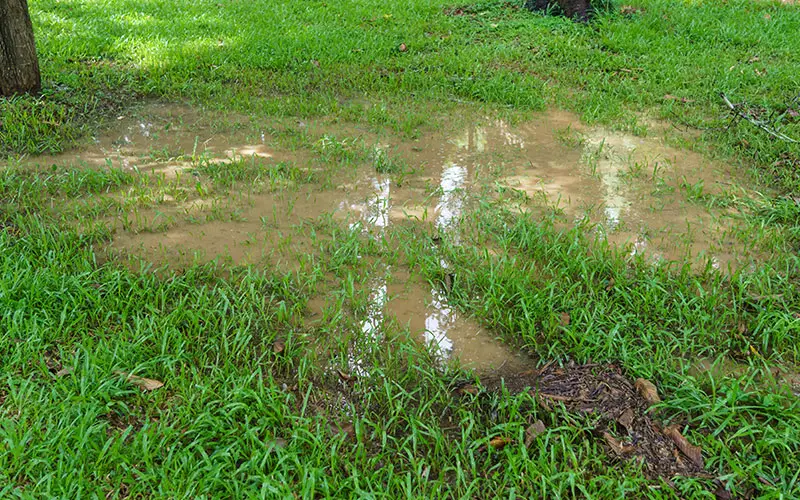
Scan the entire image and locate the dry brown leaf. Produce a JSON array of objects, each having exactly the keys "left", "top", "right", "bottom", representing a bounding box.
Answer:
[
  {"left": 664, "top": 425, "right": 704, "bottom": 468},
  {"left": 398, "top": 43, "right": 407, "bottom": 52},
  {"left": 488, "top": 436, "right": 513, "bottom": 449},
  {"left": 559, "top": 312, "right": 571, "bottom": 326},
  {"left": 456, "top": 384, "right": 479, "bottom": 396},
  {"left": 525, "top": 420, "right": 546, "bottom": 447},
  {"left": 663, "top": 94, "right": 695, "bottom": 103},
  {"left": 617, "top": 408, "right": 635, "bottom": 431},
  {"left": 340, "top": 423, "right": 356, "bottom": 440},
  {"left": 620, "top": 5, "right": 644, "bottom": 15},
  {"left": 602, "top": 432, "right": 634, "bottom": 456},
  {"left": 115, "top": 371, "right": 164, "bottom": 391},
  {"left": 272, "top": 339, "right": 286, "bottom": 354},
  {"left": 634, "top": 378, "right": 661, "bottom": 405},
  {"left": 336, "top": 369, "right": 356, "bottom": 383},
  {"left": 329, "top": 422, "right": 356, "bottom": 441},
  {"left": 55, "top": 367, "right": 73, "bottom": 377},
  {"left": 714, "top": 482, "right": 733, "bottom": 500}
]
